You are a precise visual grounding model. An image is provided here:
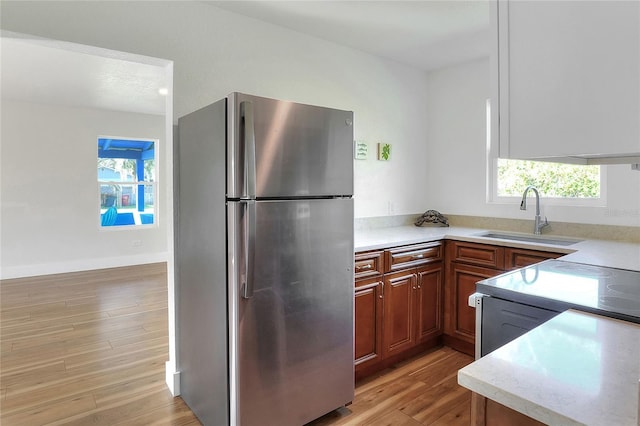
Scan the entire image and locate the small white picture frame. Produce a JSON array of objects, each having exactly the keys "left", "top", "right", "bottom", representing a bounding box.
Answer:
[{"left": 354, "top": 141, "right": 368, "bottom": 160}]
